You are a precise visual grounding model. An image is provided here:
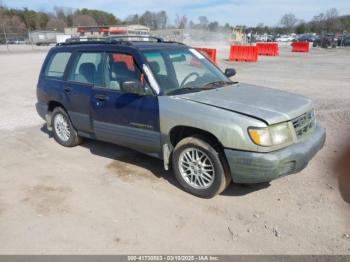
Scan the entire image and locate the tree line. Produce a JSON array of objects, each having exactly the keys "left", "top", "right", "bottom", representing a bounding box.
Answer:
[
  {"left": 248, "top": 8, "right": 350, "bottom": 35},
  {"left": 0, "top": 5, "right": 120, "bottom": 34},
  {"left": 1, "top": 2, "right": 349, "bottom": 36}
]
